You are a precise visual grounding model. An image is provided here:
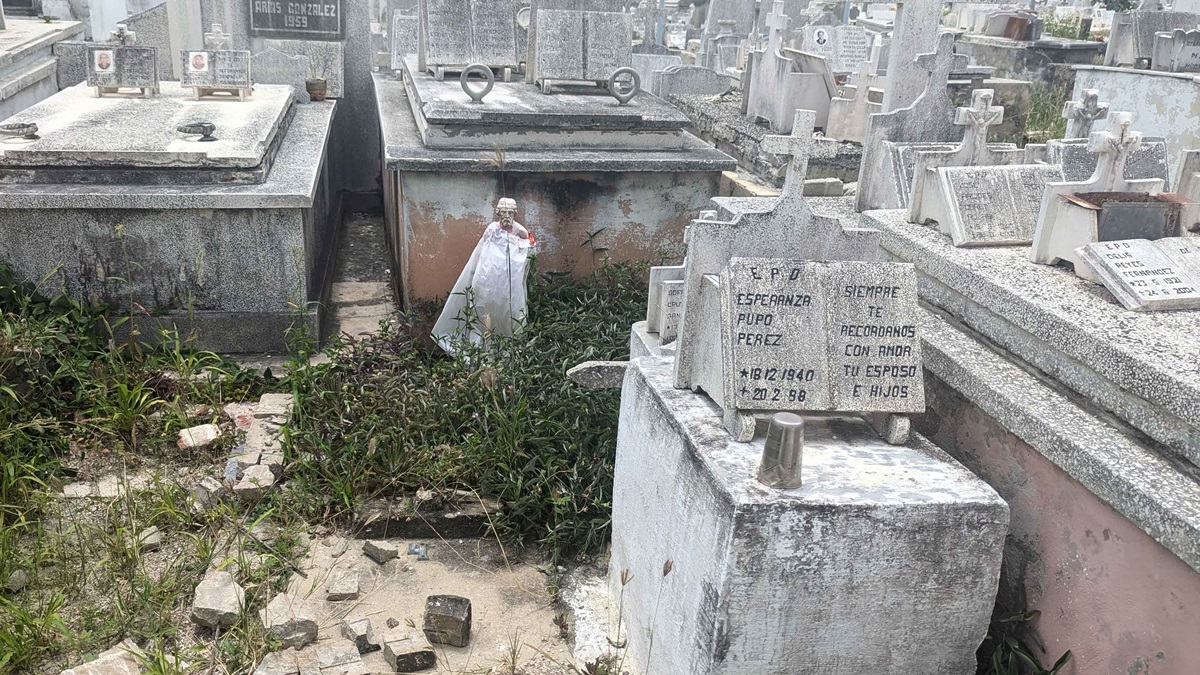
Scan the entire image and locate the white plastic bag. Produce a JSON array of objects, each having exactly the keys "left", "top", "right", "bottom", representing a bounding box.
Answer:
[{"left": 432, "top": 222, "right": 532, "bottom": 352}]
